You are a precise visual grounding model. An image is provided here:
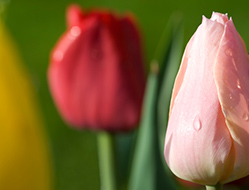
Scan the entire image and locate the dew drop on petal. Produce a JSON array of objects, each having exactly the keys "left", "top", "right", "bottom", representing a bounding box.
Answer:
[
  {"left": 71, "top": 26, "right": 81, "bottom": 37},
  {"left": 193, "top": 115, "right": 202, "bottom": 131},
  {"left": 237, "top": 80, "right": 241, "bottom": 89}
]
